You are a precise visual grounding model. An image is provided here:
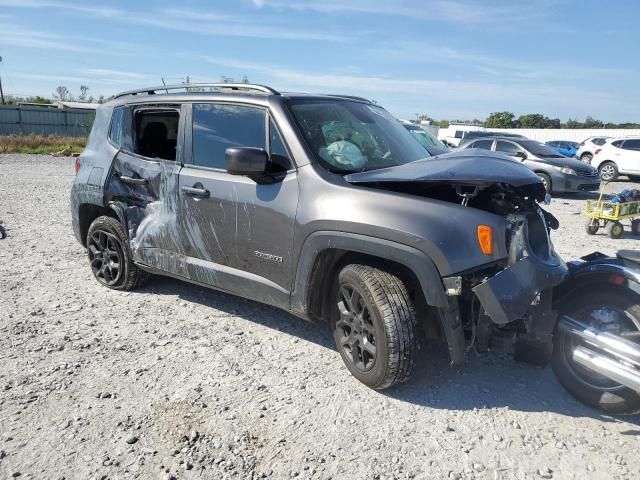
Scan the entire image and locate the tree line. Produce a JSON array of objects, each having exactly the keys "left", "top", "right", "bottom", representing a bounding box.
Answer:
[{"left": 416, "top": 112, "right": 640, "bottom": 129}]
